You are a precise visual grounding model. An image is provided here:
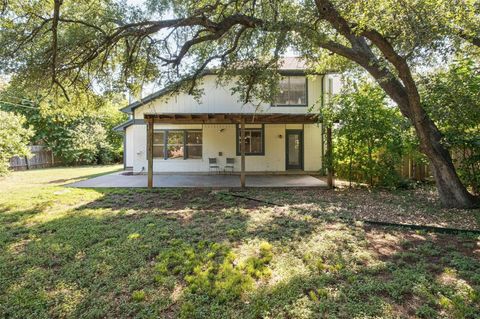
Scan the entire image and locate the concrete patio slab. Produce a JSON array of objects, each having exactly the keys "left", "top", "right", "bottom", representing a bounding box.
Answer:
[{"left": 68, "top": 171, "right": 327, "bottom": 188}]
